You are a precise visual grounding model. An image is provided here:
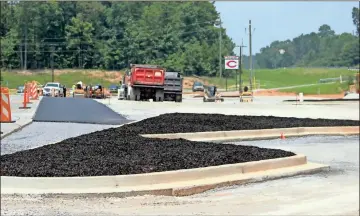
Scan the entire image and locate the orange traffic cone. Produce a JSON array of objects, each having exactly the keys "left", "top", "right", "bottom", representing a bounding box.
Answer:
[
  {"left": 19, "top": 88, "right": 31, "bottom": 110},
  {"left": 280, "top": 132, "right": 286, "bottom": 139}
]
